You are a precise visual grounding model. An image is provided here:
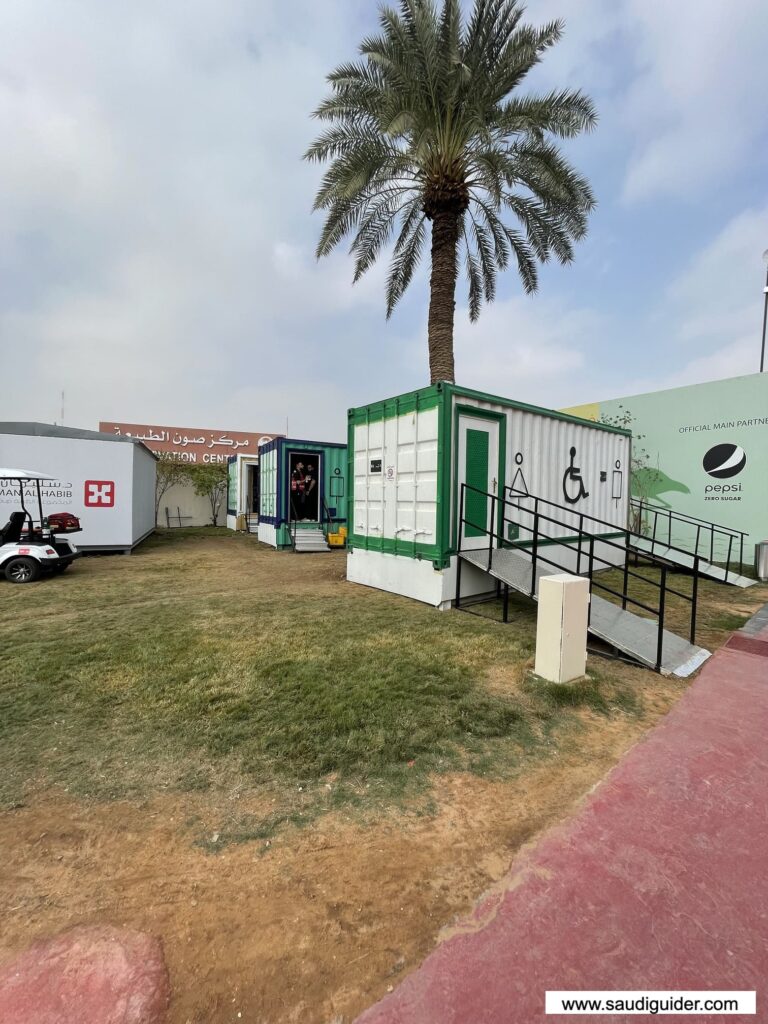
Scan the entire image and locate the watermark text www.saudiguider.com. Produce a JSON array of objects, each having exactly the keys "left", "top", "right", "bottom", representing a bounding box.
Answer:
[{"left": 545, "top": 990, "right": 756, "bottom": 1015}]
